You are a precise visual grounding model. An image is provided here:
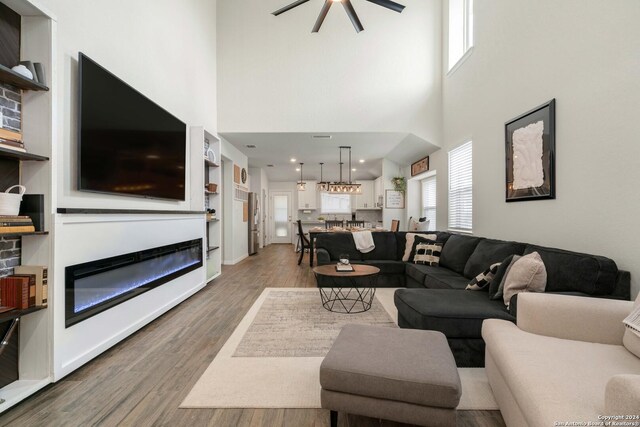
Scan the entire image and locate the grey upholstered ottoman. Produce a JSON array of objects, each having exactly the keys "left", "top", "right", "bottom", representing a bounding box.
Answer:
[{"left": 320, "top": 324, "right": 461, "bottom": 427}]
